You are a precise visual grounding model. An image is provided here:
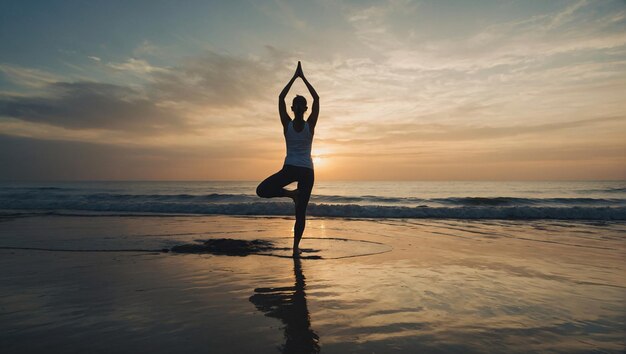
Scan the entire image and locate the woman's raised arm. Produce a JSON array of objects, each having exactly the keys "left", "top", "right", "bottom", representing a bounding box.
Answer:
[
  {"left": 299, "top": 64, "right": 319, "bottom": 131},
  {"left": 278, "top": 67, "right": 298, "bottom": 128}
]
